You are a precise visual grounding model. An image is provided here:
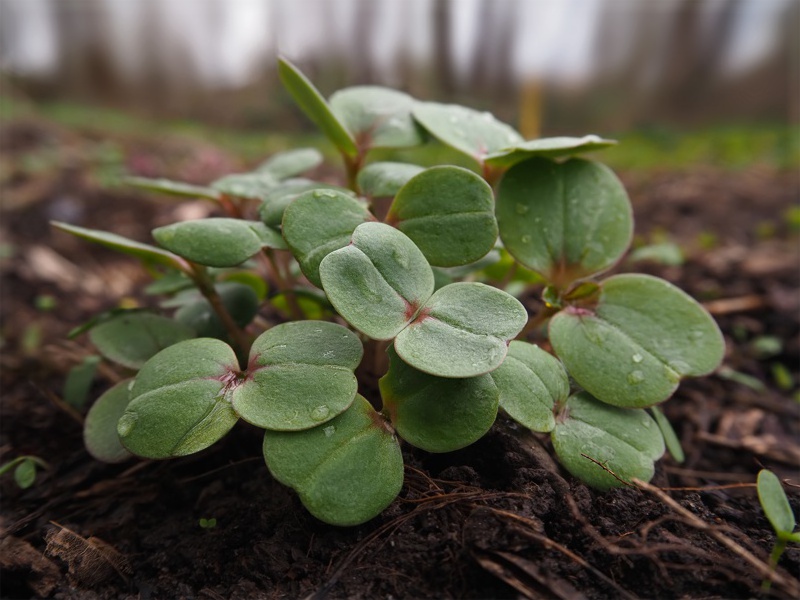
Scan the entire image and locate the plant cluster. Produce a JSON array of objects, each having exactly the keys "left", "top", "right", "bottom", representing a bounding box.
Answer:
[{"left": 56, "top": 58, "right": 725, "bottom": 526}]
